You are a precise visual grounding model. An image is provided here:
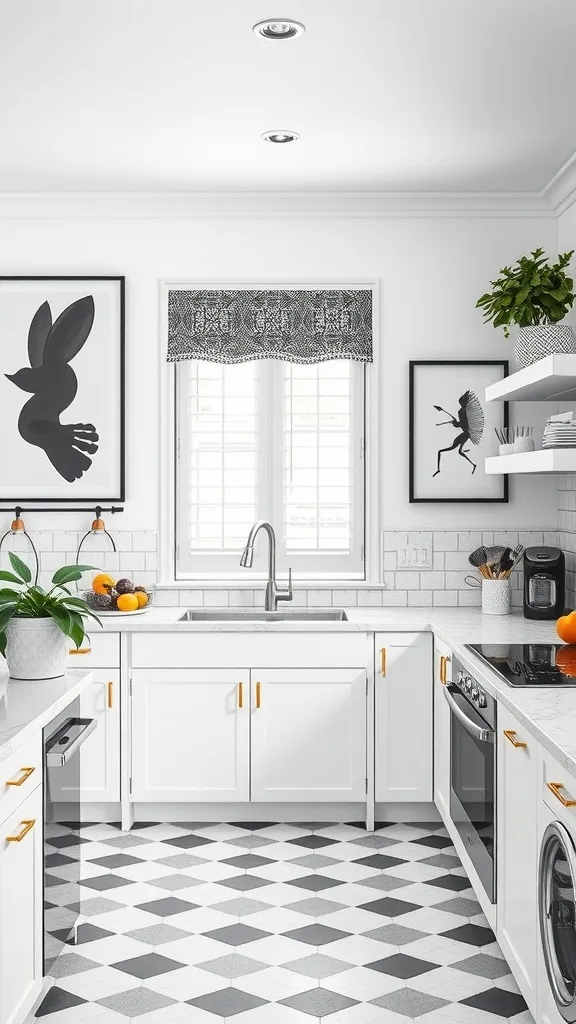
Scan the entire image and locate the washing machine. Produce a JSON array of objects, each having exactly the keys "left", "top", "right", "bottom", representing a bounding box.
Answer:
[{"left": 538, "top": 797, "right": 576, "bottom": 1022}]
